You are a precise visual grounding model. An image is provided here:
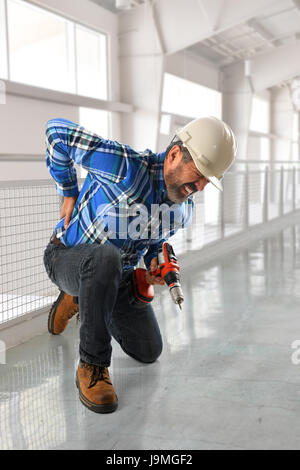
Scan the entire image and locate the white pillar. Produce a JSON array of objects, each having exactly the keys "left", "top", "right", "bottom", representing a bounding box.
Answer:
[
  {"left": 270, "top": 87, "right": 294, "bottom": 203},
  {"left": 270, "top": 87, "right": 294, "bottom": 162},
  {"left": 221, "top": 62, "right": 253, "bottom": 224},
  {"left": 118, "top": 3, "right": 165, "bottom": 152},
  {"left": 119, "top": 55, "right": 164, "bottom": 152}
]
